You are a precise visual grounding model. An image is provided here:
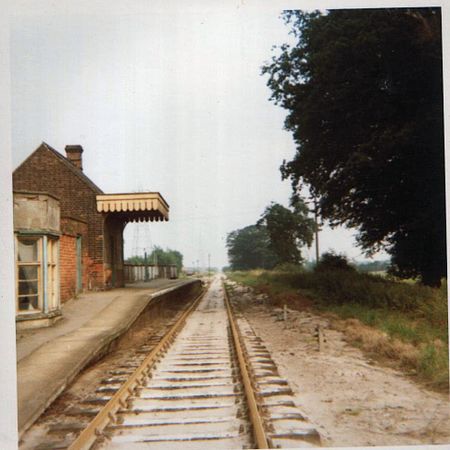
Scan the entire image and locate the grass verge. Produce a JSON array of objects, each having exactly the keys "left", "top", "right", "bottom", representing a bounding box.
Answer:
[{"left": 227, "top": 269, "right": 449, "bottom": 391}]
